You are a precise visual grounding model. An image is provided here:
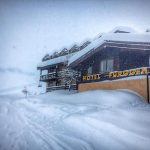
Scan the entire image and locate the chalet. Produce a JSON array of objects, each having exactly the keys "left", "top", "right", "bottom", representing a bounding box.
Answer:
[
  {"left": 68, "top": 27, "right": 150, "bottom": 102},
  {"left": 37, "top": 41, "right": 90, "bottom": 91},
  {"left": 37, "top": 26, "right": 150, "bottom": 102}
]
